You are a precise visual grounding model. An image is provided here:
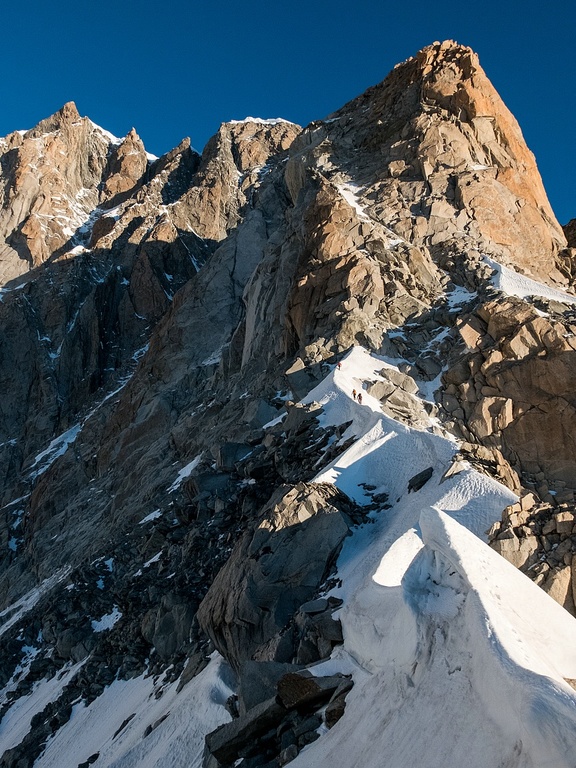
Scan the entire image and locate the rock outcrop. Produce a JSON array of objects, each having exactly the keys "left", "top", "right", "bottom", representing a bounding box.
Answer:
[
  {"left": 204, "top": 670, "right": 353, "bottom": 768},
  {"left": 441, "top": 296, "right": 576, "bottom": 488},
  {"left": 564, "top": 219, "right": 576, "bottom": 248},
  {"left": 197, "top": 482, "right": 363, "bottom": 672},
  {"left": 489, "top": 494, "right": 576, "bottom": 616},
  {"left": 183, "top": 119, "right": 299, "bottom": 241}
]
